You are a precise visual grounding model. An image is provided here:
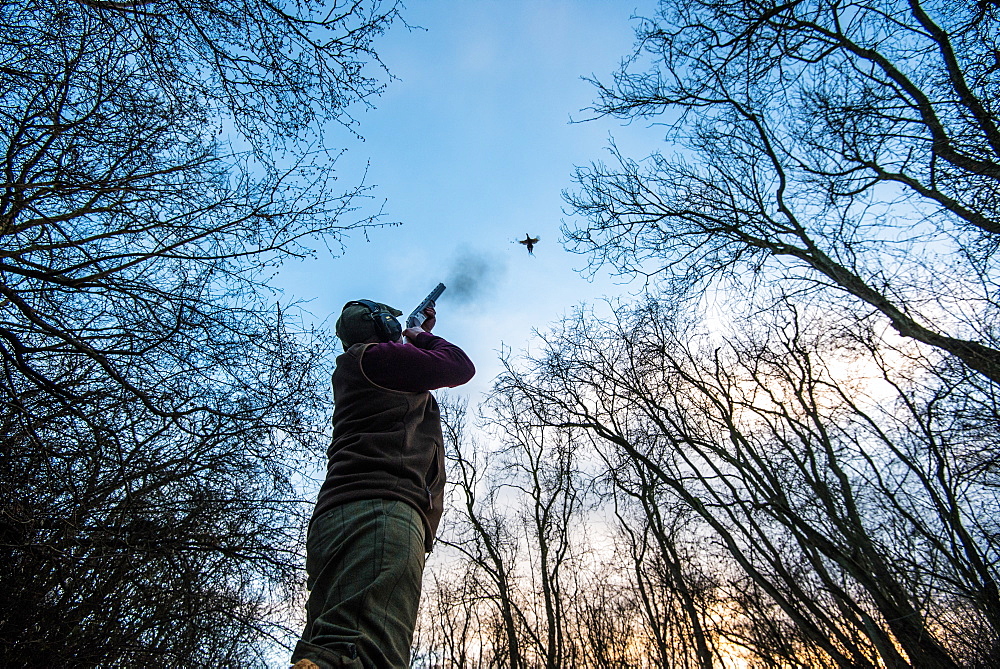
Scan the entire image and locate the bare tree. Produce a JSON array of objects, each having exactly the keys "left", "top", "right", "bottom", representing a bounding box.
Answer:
[
  {"left": 492, "top": 299, "right": 999, "bottom": 667},
  {"left": 565, "top": 0, "right": 1000, "bottom": 384},
  {"left": 412, "top": 5, "right": 1000, "bottom": 664},
  {"left": 485, "top": 384, "right": 589, "bottom": 669},
  {"left": 604, "top": 463, "right": 722, "bottom": 668},
  {"left": 430, "top": 397, "right": 529, "bottom": 668},
  {"left": 2, "top": 0, "right": 399, "bottom": 416},
  {"left": 553, "top": 2, "right": 1000, "bottom": 663},
  {"left": 0, "top": 331, "right": 328, "bottom": 665},
  {"left": 1, "top": 0, "right": 401, "bottom": 664},
  {"left": 422, "top": 395, "right": 594, "bottom": 669},
  {"left": 570, "top": 566, "right": 649, "bottom": 669}
]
